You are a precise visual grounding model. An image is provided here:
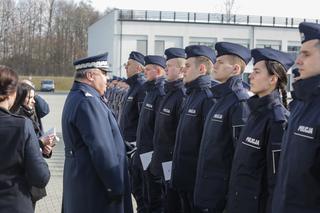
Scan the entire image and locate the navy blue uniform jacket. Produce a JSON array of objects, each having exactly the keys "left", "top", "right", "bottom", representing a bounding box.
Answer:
[
  {"left": 272, "top": 75, "right": 320, "bottom": 213},
  {"left": 62, "top": 82, "right": 132, "bottom": 213},
  {"left": 136, "top": 77, "right": 166, "bottom": 155},
  {"left": 149, "top": 79, "right": 186, "bottom": 177},
  {"left": 227, "top": 90, "right": 288, "bottom": 213},
  {"left": 119, "top": 73, "right": 146, "bottom": 142},
  {"left": 0, "top": 108, "right": 50, "bottom": 213},
  {"left": 171, "top": 75, "right": 214, "bottom": 192},
  {"left": 194, "top": 76, "right": 250, "bottom": 211}
]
